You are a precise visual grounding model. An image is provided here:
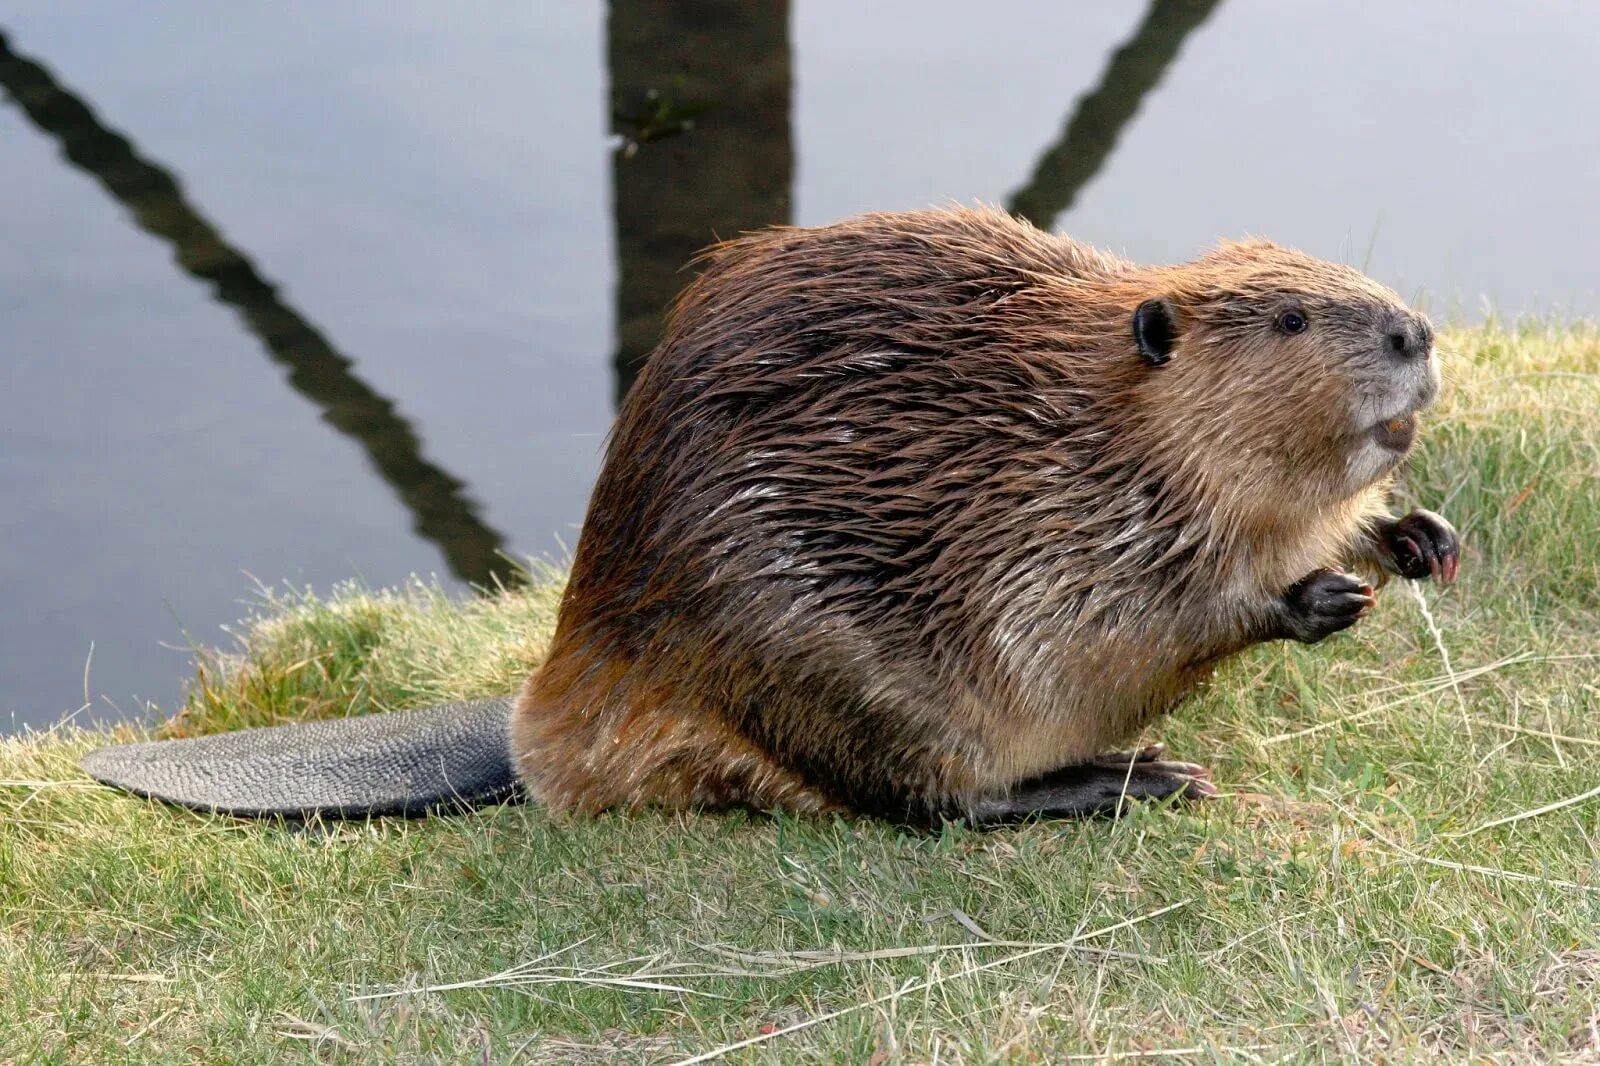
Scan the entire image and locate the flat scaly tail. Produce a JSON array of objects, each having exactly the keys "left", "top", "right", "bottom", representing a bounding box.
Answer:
[{"left": 80, "top": 697, "right": 522, "bottom": 818}]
